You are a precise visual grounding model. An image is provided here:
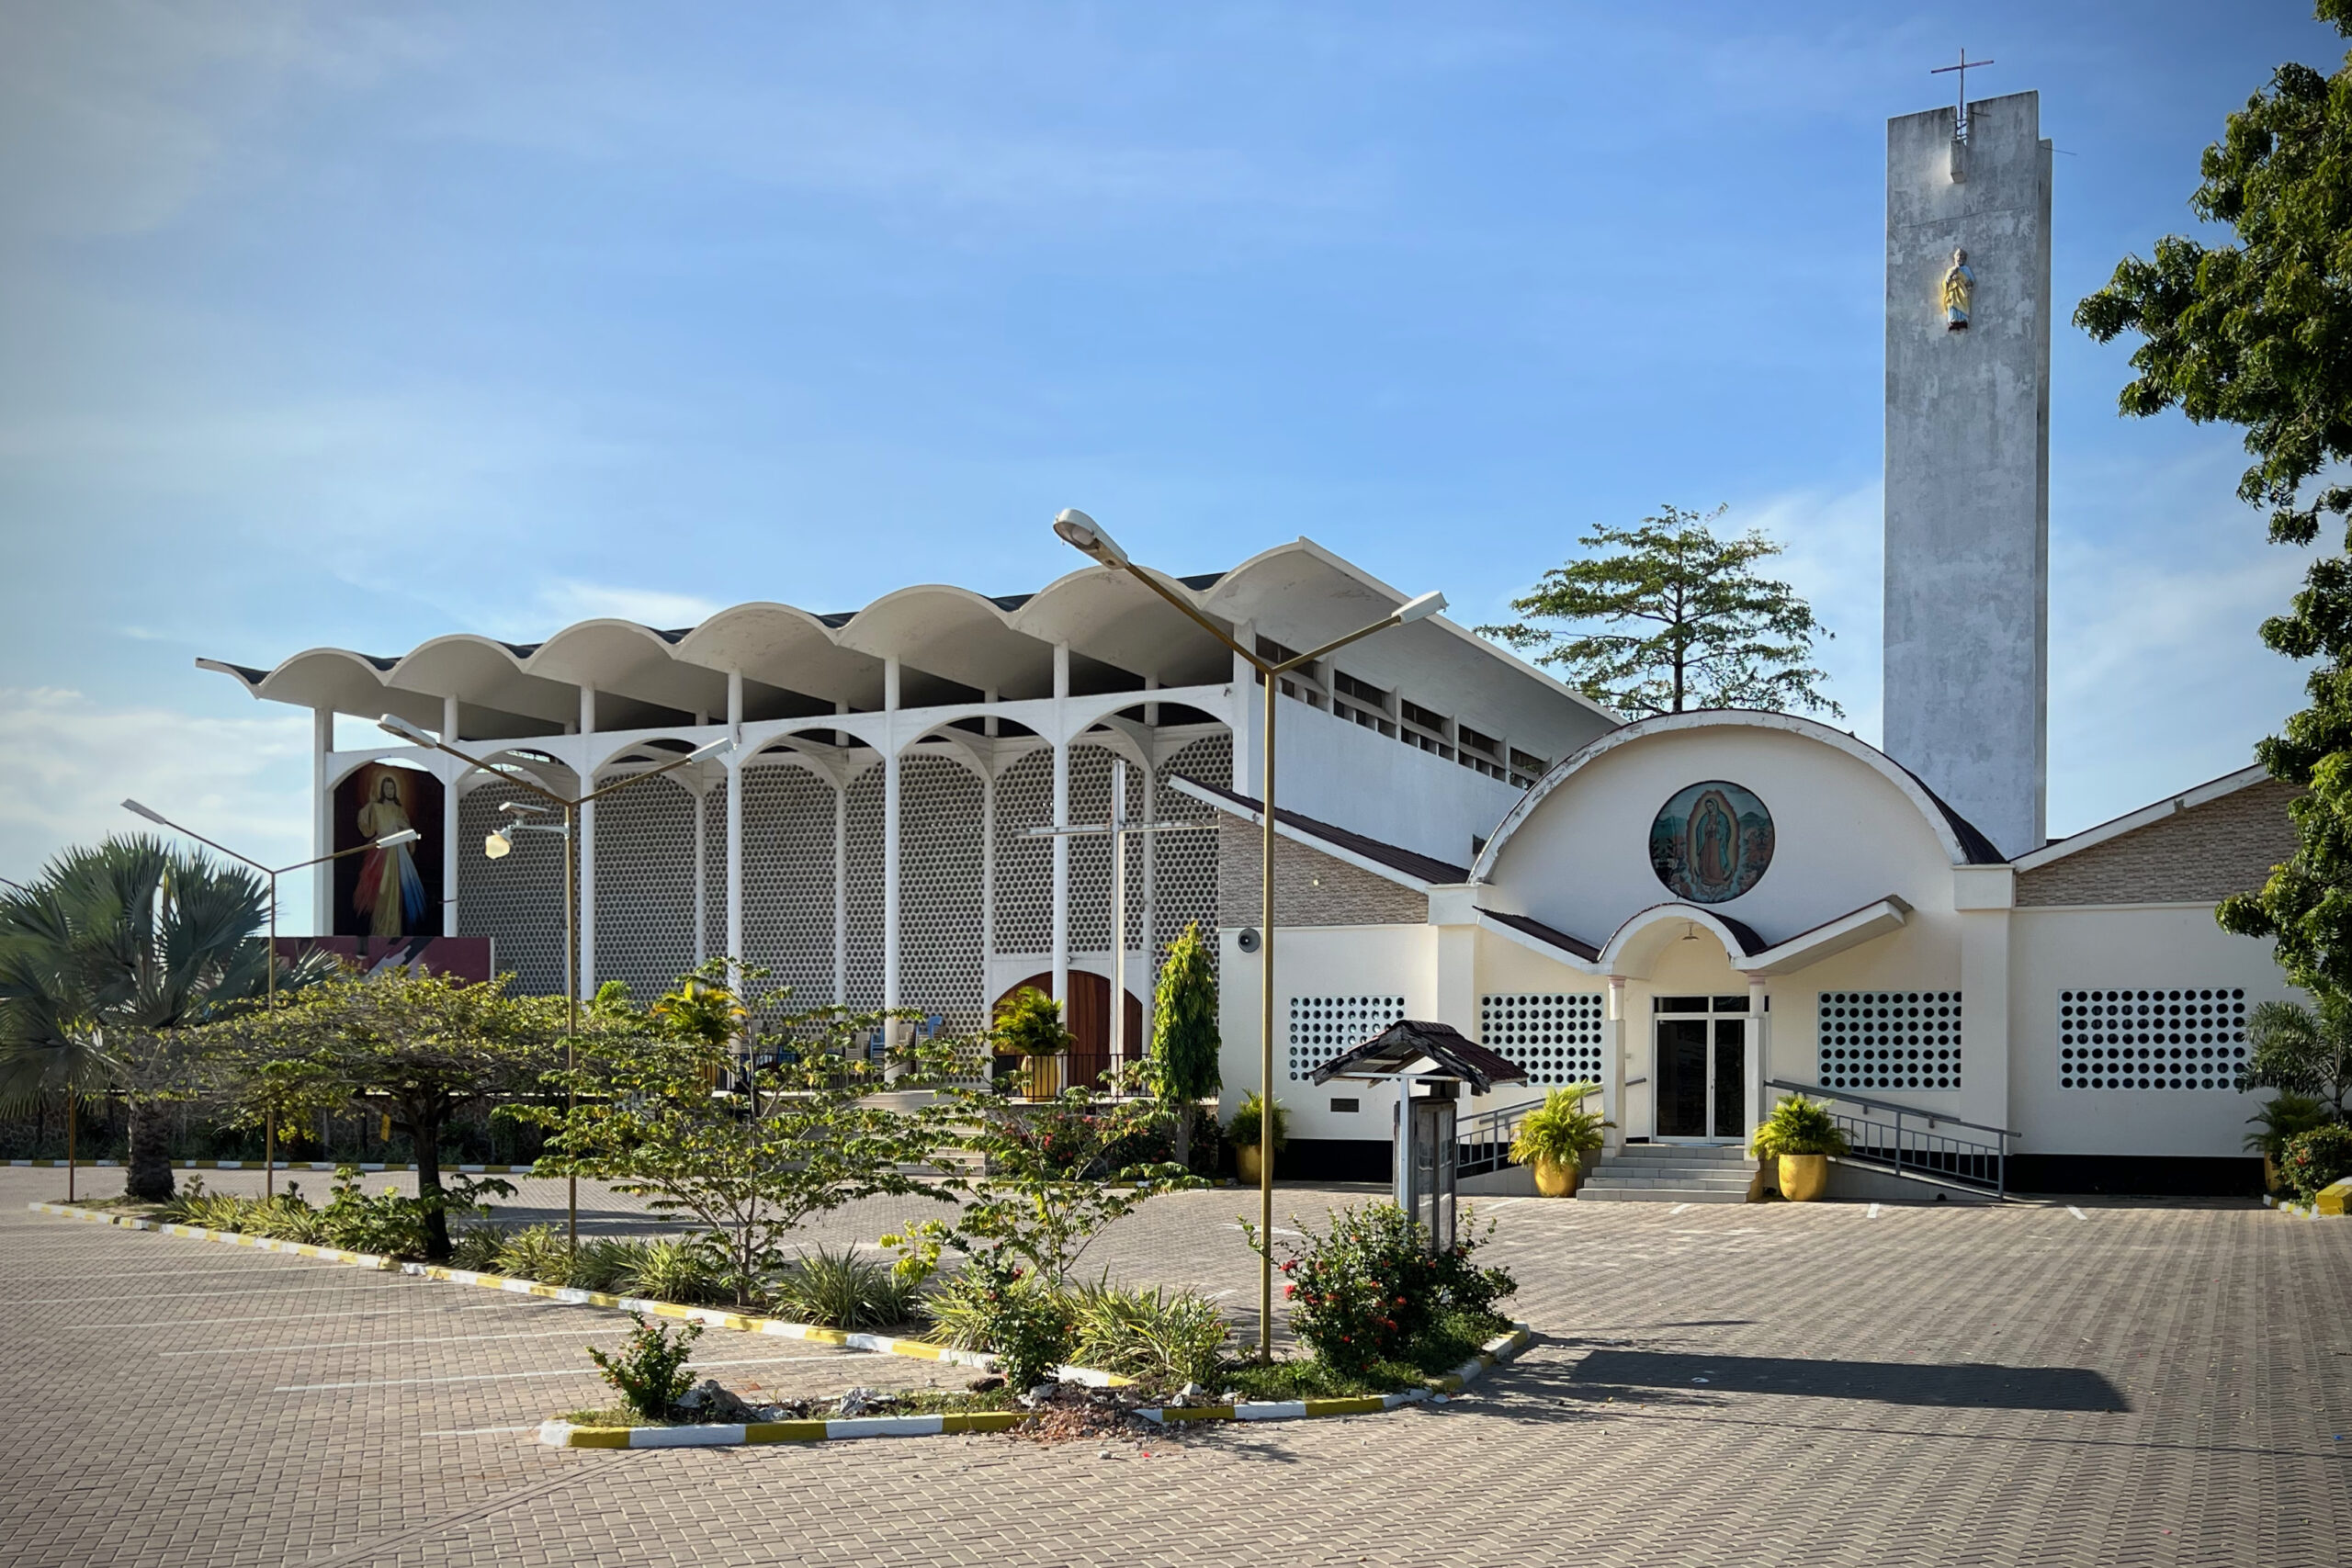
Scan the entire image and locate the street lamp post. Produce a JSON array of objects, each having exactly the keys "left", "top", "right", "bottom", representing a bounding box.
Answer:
[
  {"left": 1049, "top": 509, "right": 1445, "bottom": 1360},
  {"left": 120, "top": 798, "right": 420, "bottom": 1199},
  {"left": 376, "top": 716, "right": 733, "bottom": 1251}
]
